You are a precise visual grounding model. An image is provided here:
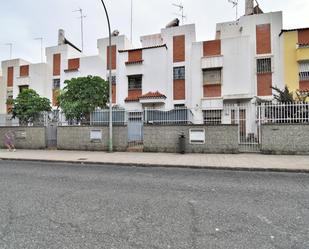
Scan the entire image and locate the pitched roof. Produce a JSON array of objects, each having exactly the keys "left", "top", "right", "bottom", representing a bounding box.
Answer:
[
  {"left": 125, "top": 91, "right": 167, "bottom": 102},
  {"left": 279, "top": 27, "right": 309, "bottom": 36},
  {"left": 119, "top": 44, "right": 167, "bottom": 53},
  {"left": 124, "top": 96, "right": 140, "bottom": 102},
  {"left": 139, "top": 91, "right": 167, "bottom": 99}
]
